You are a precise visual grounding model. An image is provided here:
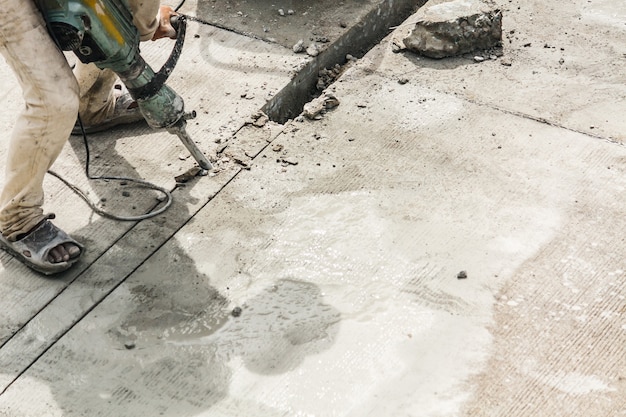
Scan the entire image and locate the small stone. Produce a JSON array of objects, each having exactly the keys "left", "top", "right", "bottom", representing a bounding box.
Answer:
[
  {"left": 124, "top": 341, "right": 136, "bottom": 350},
  {"left": 398, "top": 77, "right": 409, "bottom": 85},
  {"left": 122, "top": 191, "right": 131, "bottom": 197},
  {"left": 474, "top": 55, "right": 485, "bottom": 62},
  {"left": 293, "top": 39, "right": 305, "bottom": 53},
  {"left": 287, "top": 9, "right": 295, "bottom": 15},
  {"left": 278, "top": 8, "right": 285, "bottom": 16},
  {"left": 306, "top": 43, "right": 320, "bottom": 57},
  {"left": 231, "top": 307, "right": 242, "bottom": 317},
  {"left": 457, "top": 270, "right": 468, "bottom": 279}
]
